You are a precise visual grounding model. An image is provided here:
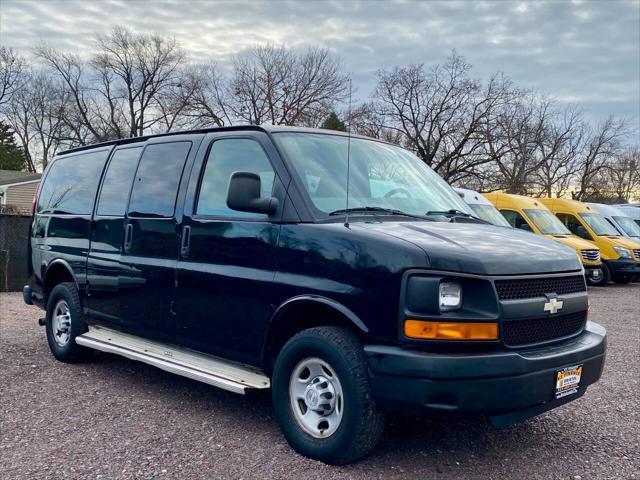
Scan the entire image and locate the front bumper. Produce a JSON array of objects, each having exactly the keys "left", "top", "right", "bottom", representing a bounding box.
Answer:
[
  {"left": 605, "top": 259, "right": 640, "bottom": 277},
  {"left": 365, "top": 321, "right": 606, "bottom": 423}
]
